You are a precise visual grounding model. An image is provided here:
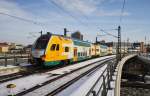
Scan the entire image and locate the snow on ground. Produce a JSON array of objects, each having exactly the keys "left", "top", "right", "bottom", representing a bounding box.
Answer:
[
  {"left": 57, "top": 64, "right": 108, "bottom": 96},
  {"left": 0, "top": 63, "right": 32, "bottom": 76},
  {"left": 48, "top": 55, "right": 115, "bottom": 75},
  {"left": 107, "top": 90, "right": 114, "bottom": 96},
  {"left": 144, "top": 75, "right": 150, "bottom": 83},
  {"left": 0, "top": 65, "right": 20, "bottom": 76},
  {"left": 22, "top": 58, "right": 114, "bottom": 96},
  {"left": 0, "top": 65, "right": 18, "bottom": 70},
  {"left": 0, "top": 73, "right": 57, "bottom": 96},
  {"left": 0, "top": 55, "right": 115, "bottom": 96}
]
